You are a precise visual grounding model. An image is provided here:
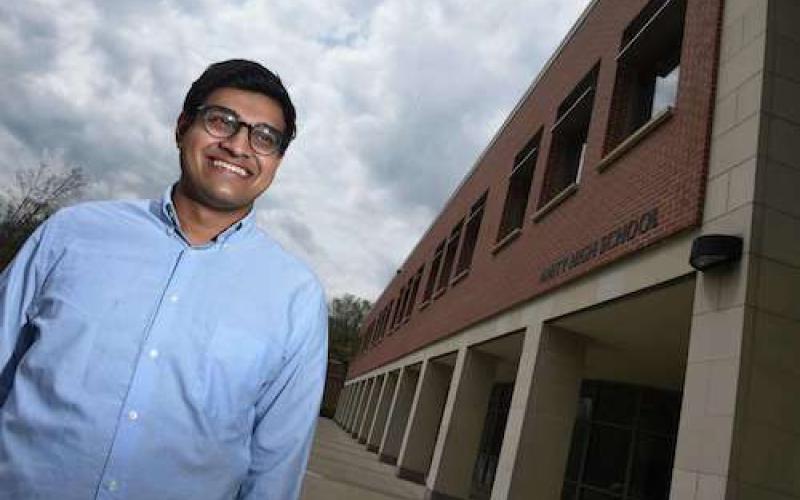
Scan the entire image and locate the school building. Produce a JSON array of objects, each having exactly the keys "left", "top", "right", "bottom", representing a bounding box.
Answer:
[{"left": 334, "top": 0, "right": 800, "bottom": 498}]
